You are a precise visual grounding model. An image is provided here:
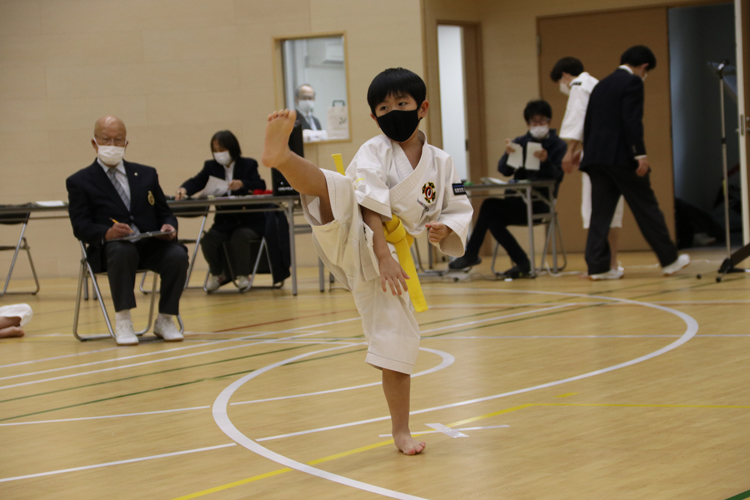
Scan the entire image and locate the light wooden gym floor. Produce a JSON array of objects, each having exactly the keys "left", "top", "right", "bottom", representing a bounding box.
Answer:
[{"left": 1, "top": 248, "right": 748, "bottom": 500}]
